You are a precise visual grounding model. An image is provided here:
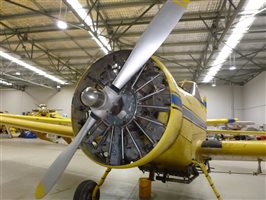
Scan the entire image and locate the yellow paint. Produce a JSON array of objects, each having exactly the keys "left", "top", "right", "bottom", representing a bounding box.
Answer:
[
  {"left": 206, "top": 118, "right": 238, "bottom": 126},
  {"left": 35, "top": 182, "right": 45, "bottom": 199},
  {"left": 0, "top": 116, "right": 73, "bottom": 138},
  {"left": 197, "top": 140, "right": 266, "bottom": 161},
  {"left": 172, "top": 0, "right": 190, "bottom": 8},
  {"left": 34, "top": 132, "right": 53, "bottom": 142},
  {"left": 82, "top": 56, "right": 206, "bottom": 171},
  {"left": 157, "top": 112, "right": 169, "bottom": 125},
  {"left": 207, "top": 129, "right": 266, "bottom": 136},
  {"left": 93, "top": 168, "right": 111, "bottom": 198},
  {"left": 0, "top": 113, "right": 71, "bottom": 125},
  {"left": 192, "top": 161, "right": 221, "bottom": 200}
]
